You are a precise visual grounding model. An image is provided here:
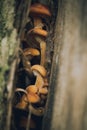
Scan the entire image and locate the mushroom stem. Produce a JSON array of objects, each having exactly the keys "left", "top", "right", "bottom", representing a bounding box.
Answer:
[
  {"left": 35, "top": 37, "right": 46, "bottom": 66},
  {"left": 34, "top": 17, "right": 43, "bottom": 28},
  {"left": 26, "top": 109, "right": 31, "bottom": 130}
]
